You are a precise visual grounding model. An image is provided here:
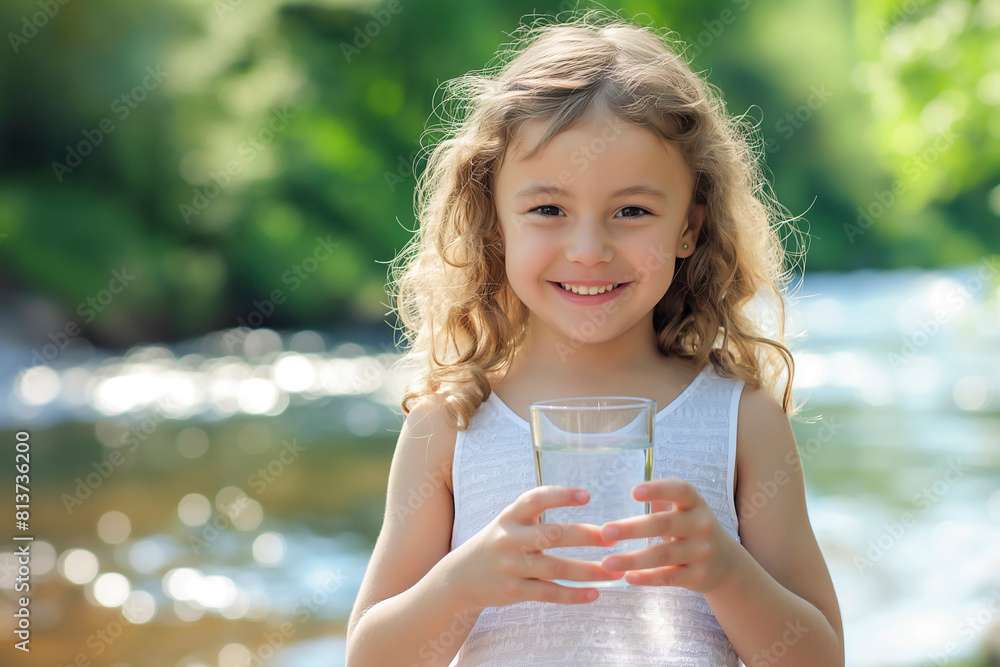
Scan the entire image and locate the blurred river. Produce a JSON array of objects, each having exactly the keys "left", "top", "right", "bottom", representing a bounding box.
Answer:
[{"left": 1, "top": 263, "right": 998, "bottom": 667}]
